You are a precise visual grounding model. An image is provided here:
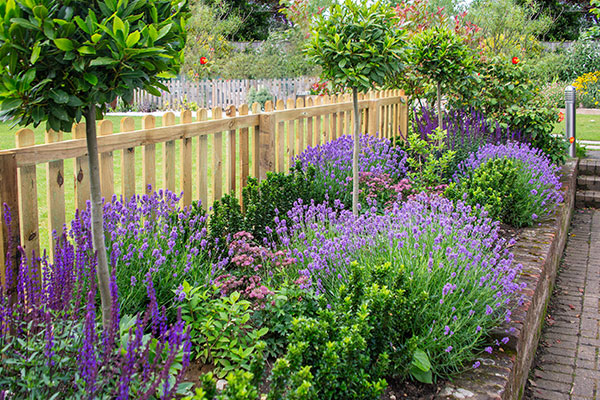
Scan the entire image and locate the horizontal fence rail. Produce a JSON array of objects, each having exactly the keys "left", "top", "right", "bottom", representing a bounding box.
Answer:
[
  {"left": 132, "top": 77, "right": 314, "bottom": 111},
  {"left": 0, "top": 89, "right": 408, "bottom": 286}
]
